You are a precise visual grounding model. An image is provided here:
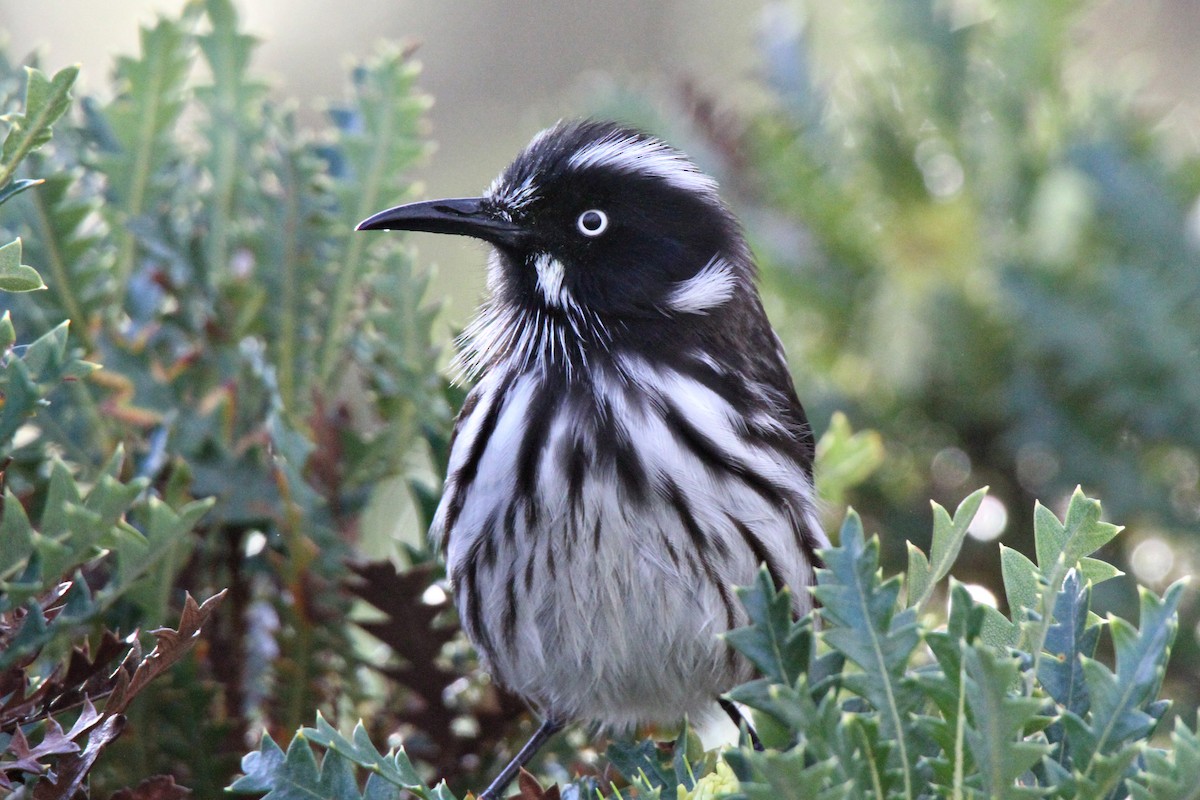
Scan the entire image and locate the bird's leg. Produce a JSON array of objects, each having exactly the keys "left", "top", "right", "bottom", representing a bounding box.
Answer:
[
  {"left": 478, "top": 717, "right": 564, "bottom": 800},
  {"left": 718, "top": 698, "right": 764, "bottom": 752}
]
